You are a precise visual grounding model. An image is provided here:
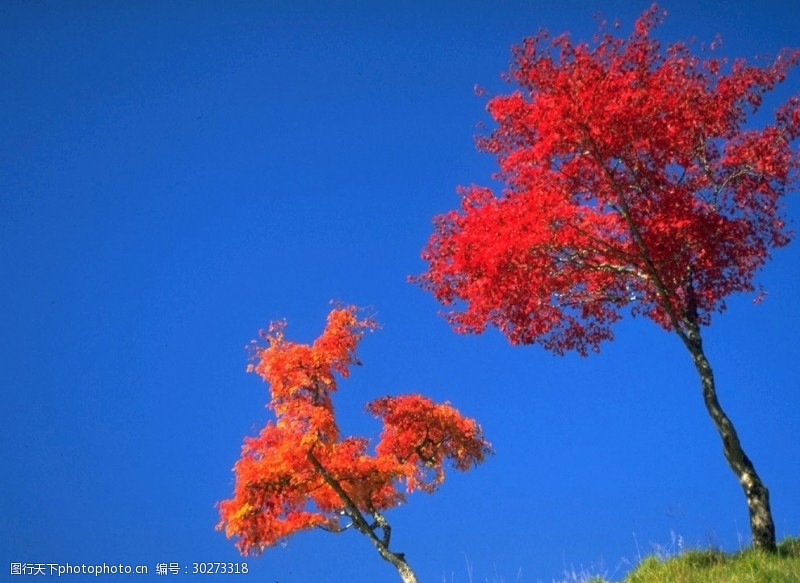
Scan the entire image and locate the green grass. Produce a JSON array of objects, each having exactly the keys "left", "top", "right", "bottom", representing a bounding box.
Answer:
[{"left": 619, "top": 536, "right": 800, "bottom": 583}]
